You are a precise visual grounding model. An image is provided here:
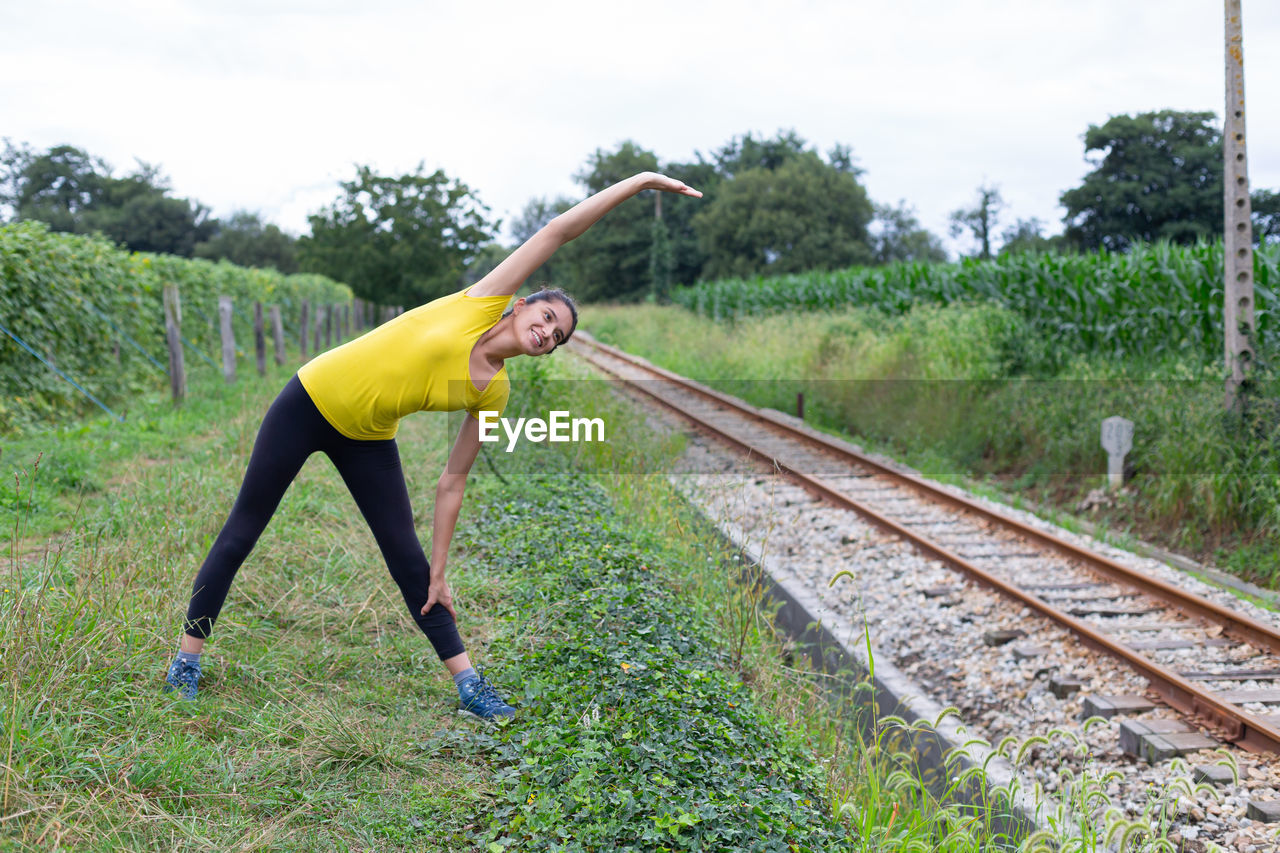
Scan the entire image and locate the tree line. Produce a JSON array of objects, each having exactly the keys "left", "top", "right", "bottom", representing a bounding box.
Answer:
[
  {"left": 0, "top": 140, "right": 298, "bottom": 272},
  {"left": 4, "top": 111, "right": 1278, "bottom": 307}
]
